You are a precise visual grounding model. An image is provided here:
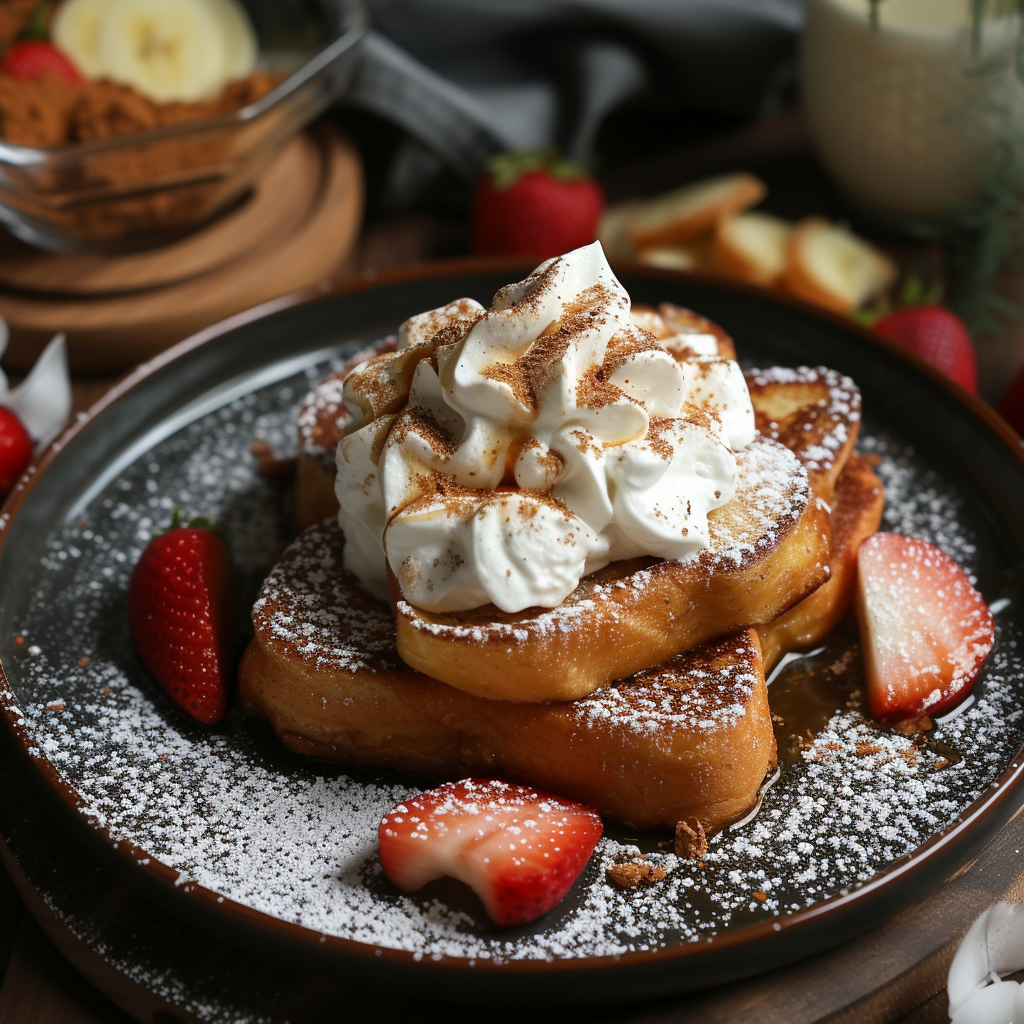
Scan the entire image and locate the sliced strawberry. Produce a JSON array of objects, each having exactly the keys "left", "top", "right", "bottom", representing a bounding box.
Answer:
[
  {"left": 378, "top": 777, "right": 603, "bottom": 927},
  {"left": 0, "top": 406, "right": 33, "bottom": 496},
  {"left": 1, "top": 39, "right": 82, "bottom": 84},
  {"left": 856, "top": 532, "right": 993, "bottom": 722},
  {"left": 129, "top": 521, "right": 238, "bottom": 725}
]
